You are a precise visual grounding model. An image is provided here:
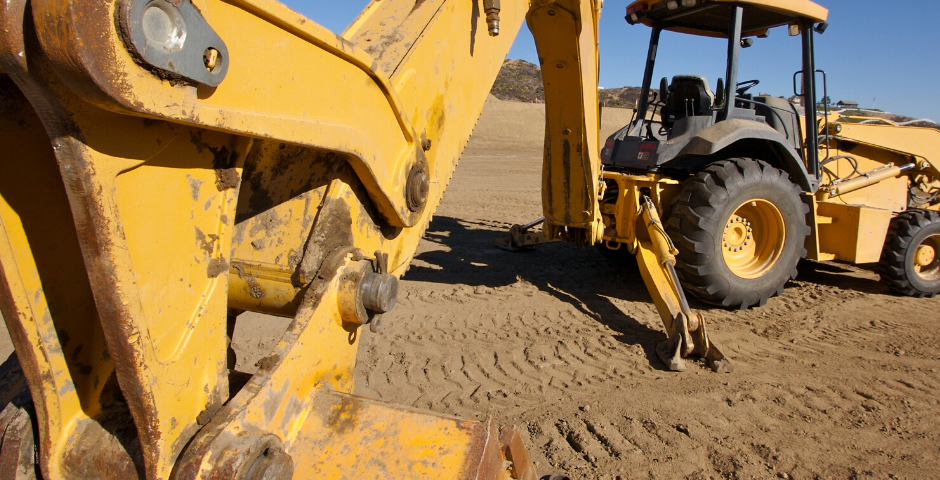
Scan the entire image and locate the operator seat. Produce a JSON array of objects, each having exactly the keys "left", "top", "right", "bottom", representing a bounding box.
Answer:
[{"left": 663, "top": 75, "right": 715, "bottom": 128}]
